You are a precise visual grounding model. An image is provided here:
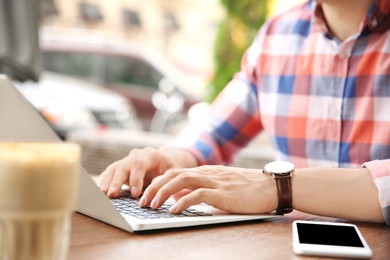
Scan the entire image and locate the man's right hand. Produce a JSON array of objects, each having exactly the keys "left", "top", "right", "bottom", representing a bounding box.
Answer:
[{"left": 98, "top": 147, "right": 176, "bottom": 198}]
